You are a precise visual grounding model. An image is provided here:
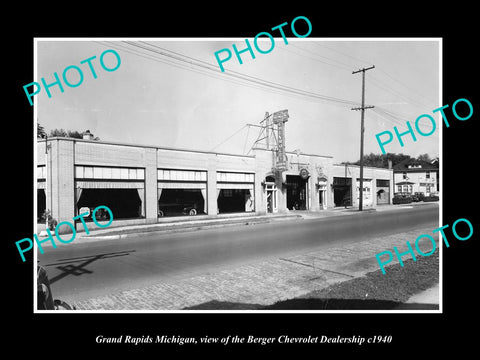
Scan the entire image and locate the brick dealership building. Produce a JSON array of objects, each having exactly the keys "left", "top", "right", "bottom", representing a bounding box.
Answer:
[{"left": 36, "top": 132, "right": 393, "bottom": 232}]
